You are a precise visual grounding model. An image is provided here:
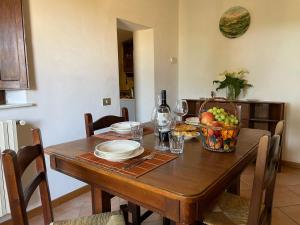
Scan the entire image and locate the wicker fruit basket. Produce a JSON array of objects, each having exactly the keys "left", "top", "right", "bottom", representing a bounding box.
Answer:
[{"left": 198, "top": 97, "right": 240, "bottom": 152}]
